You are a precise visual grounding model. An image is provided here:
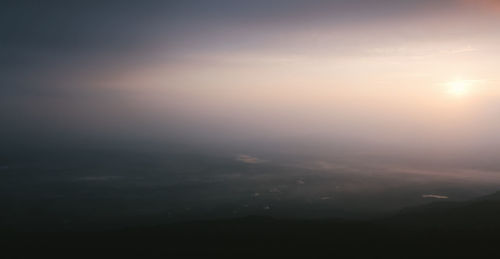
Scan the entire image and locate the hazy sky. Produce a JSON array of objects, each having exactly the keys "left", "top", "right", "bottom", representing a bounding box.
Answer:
[{"left": 2, "top": 0, "right": 500, "bottom": 161}]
